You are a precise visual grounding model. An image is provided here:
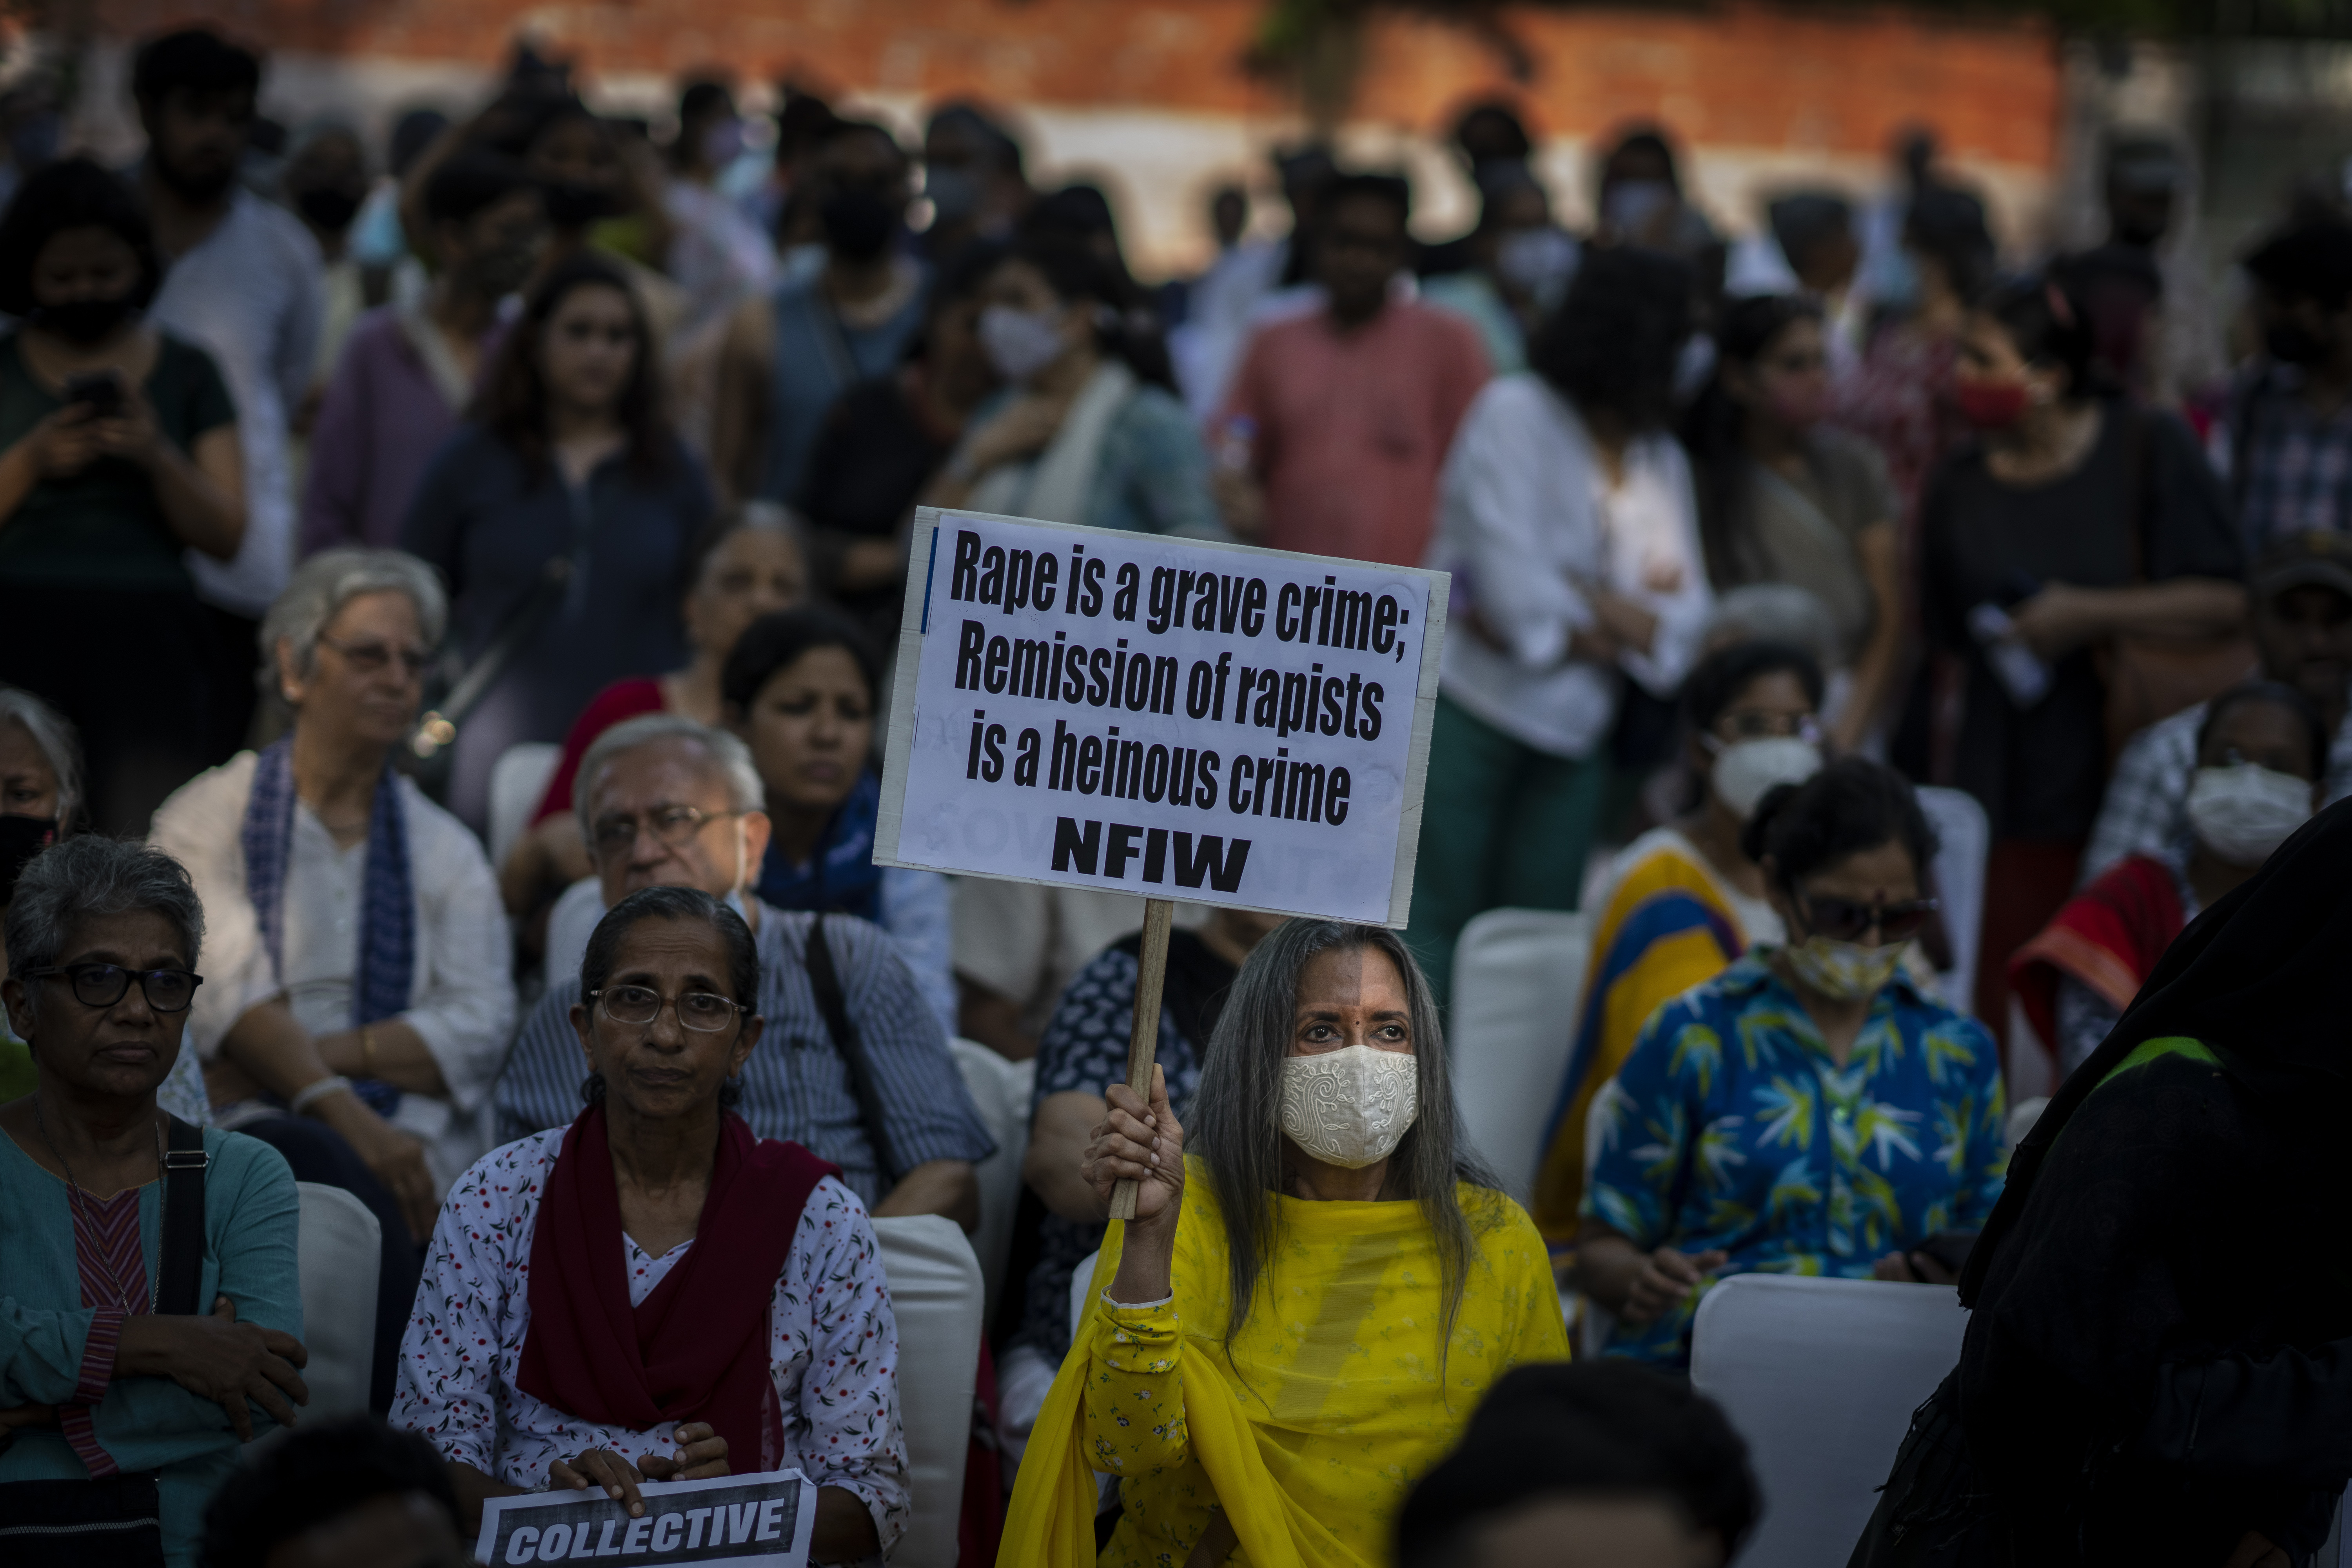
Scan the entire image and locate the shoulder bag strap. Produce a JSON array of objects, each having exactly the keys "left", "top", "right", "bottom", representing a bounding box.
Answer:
[
  {"left": 411, "top": 554, "right": 572, "bottom": 760},
  {"left": 803, "top": 913, "right": 903, "bottom": 1184},
  {"left": 156, "top": 1116, "right": 209, "bottom": 1317}
]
